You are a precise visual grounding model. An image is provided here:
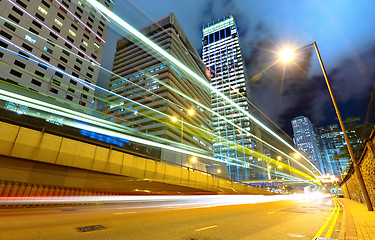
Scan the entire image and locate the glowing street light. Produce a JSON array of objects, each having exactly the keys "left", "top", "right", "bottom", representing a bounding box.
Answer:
[
  {"left": 279, "top": 48, "right": 294, "bottom": 63},
  {"left": 267, "top": 165, "right": 272, "bottom": 169},
  {"left": 217, "top": 169, "right": 221, "bottom": 174},
  {"left": 293, "top": 153, "right": 300, "bottom": 159},
  {"left": 280, "top": 41, "right": 373, "bottom": 211},
  {"left": 277, "top": 156, "right": 282, "bottom": 161},
  {"left": 191, "top": 156, "right": 197, "bottom": 163},
  {"left": 278, "top": 164, "right": 283, "bottom": 169},
  {"left": 171, "top": 116, "right": 178, "bottom": 123}
]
